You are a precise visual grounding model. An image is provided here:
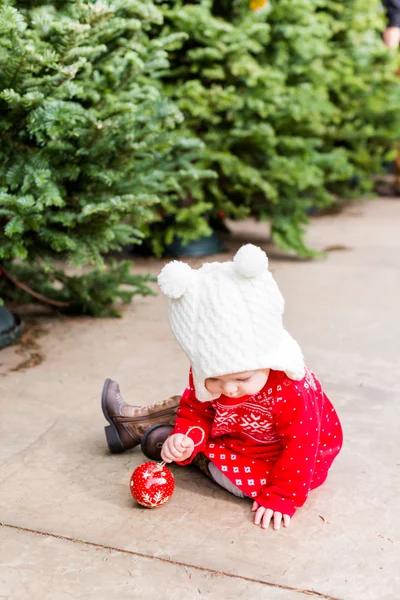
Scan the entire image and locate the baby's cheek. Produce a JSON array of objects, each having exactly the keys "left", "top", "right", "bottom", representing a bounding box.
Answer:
[
  {"left": 246, "top": 382, "right": 263, "bottom": 395},
  {"left": 206, "top": 380, "right": 220, "bottom": 394},
  {"left": 251, "top": 373, "right": 269, "bottom": 394},
  {"left": 205, "top": 379, "right": 214, "bottom": 392}
]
